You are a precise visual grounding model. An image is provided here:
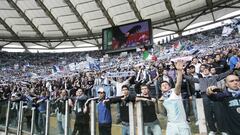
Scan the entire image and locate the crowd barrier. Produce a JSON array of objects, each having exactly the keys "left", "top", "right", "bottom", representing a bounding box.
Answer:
[{"left": 0, "top": 98, "right": 206, "bottom": 135}]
